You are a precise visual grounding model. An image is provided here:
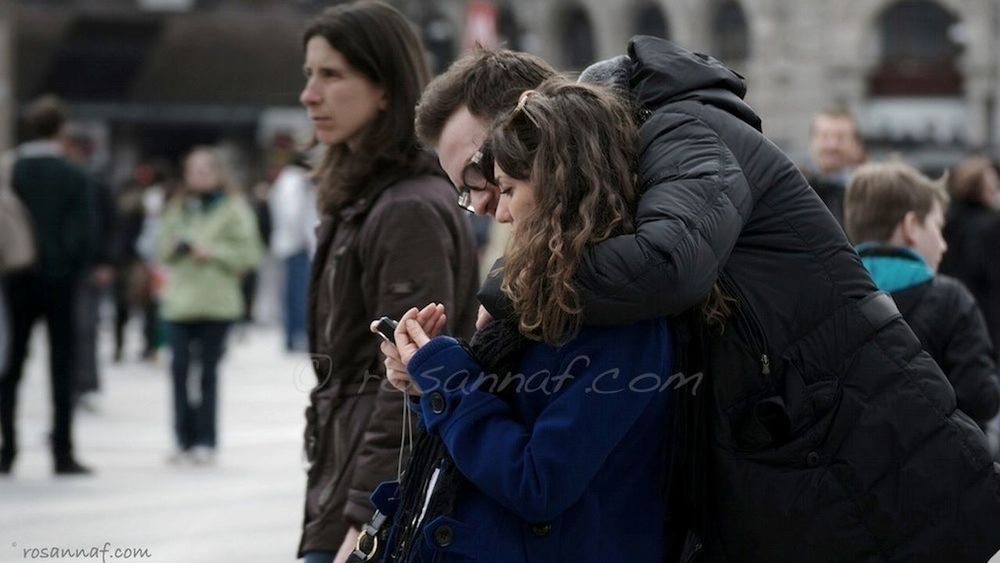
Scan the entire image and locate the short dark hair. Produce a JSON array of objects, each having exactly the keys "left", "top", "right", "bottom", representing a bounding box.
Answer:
[
  {"left": 415, "top": 48, "right": 557, "bottom": 147},
  {"left": 25, "top": 95, "right": 68, "bottom": 140},
  {"left": 302, "top": 1, "right": 435, "bottom": 211},
  {"left": 845, "top": 161, "right": 949, "bottom": 243}
]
